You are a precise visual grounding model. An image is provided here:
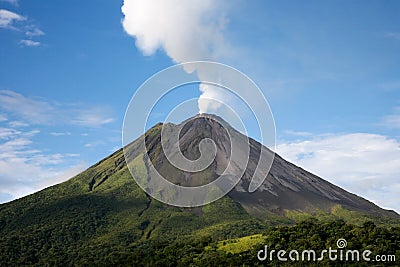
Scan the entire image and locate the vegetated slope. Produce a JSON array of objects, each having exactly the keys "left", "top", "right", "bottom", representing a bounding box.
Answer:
[
  {"left": 0, "top": 114, "right": 399, "bottom": 266},
  {"left": 0, "top": 146, "right": 263, "bottom": 266}
]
